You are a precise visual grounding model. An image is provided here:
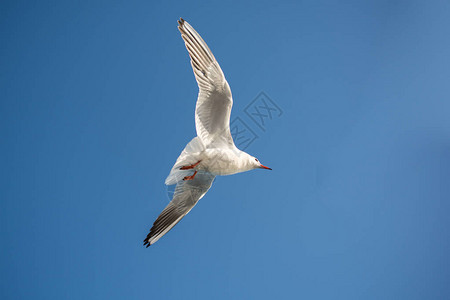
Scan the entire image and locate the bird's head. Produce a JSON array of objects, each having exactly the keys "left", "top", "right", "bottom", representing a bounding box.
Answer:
[{"left": 248, "top": 154, "right": 272, "bottom": 171}]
